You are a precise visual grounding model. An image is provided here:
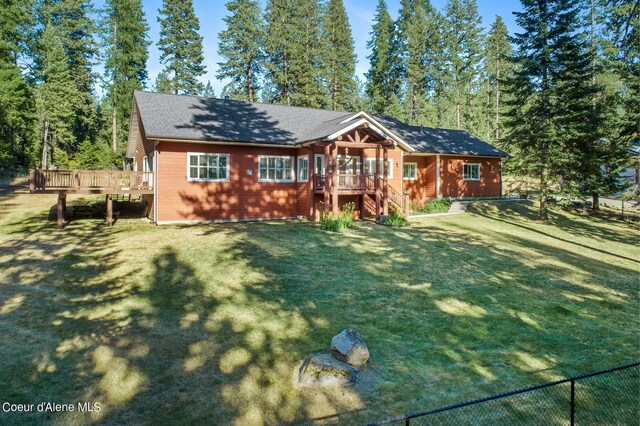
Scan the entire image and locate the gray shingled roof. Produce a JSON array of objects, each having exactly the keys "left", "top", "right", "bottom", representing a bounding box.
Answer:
[
  {"left": 131, "top": 91, "right": 508, "bottom": 158},
  {"left": 373, "top": 114, "right": 509, "bottom": 158}
]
